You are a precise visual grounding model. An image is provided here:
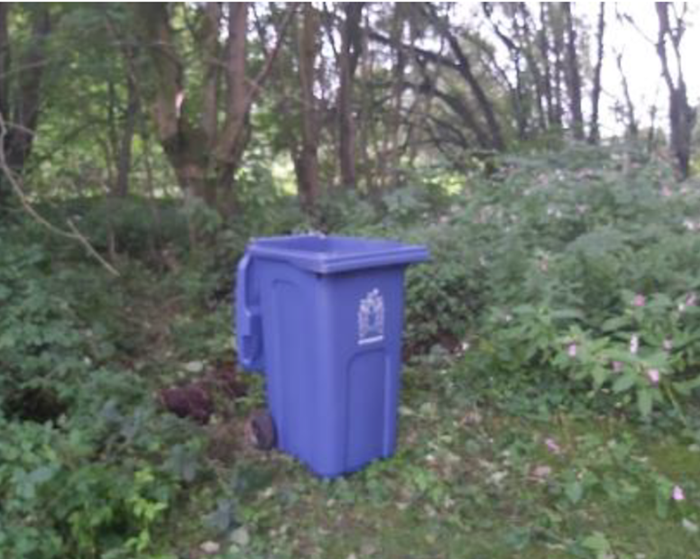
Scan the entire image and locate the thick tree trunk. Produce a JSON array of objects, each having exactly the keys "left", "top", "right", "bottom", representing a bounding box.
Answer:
[
  {"left": 562, "top": 3, "right": 584, "bottom": 140},
  {"left": 294, "top": 4, "right": 320, "bottom": 210},
  {"left": 338, "top": 3, "right": 363, "bottom": 189},
  {"left": 136, "top": 4, "right": 204, "bottom": 197},
  {"left": 588, "top": 3, "right": 605, "bottom": 144},
  {"left": 200, "top": 3, "right": 221, "bottom": 147},
  {"left": 136, "top": 3, "right": 293, "bottom": 213}
]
